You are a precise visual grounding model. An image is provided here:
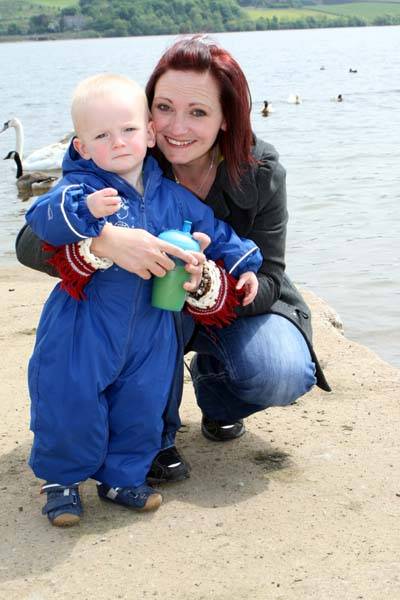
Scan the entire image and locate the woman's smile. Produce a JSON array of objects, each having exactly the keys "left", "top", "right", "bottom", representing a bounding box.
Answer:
[{"left": 165, "top": 136, "right": 195, "bottom": 147}]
